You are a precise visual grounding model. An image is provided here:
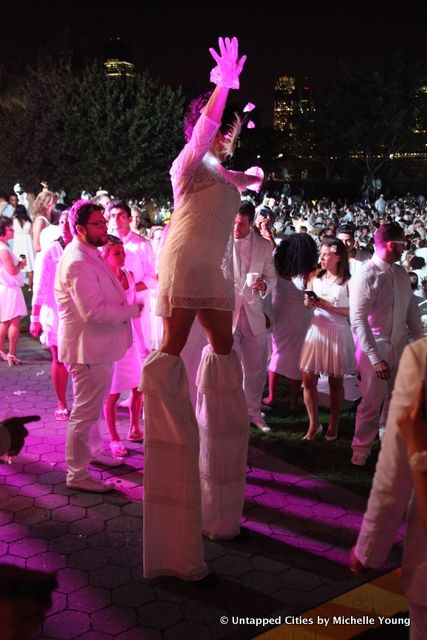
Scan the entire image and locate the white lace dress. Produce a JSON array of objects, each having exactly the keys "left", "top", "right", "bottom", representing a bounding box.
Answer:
[
  {"left": 300, "top": 276, "right": 356, "bottom": 377},
  {"left": 156, "top": 113, "right": 240, "bottom": 317}
]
